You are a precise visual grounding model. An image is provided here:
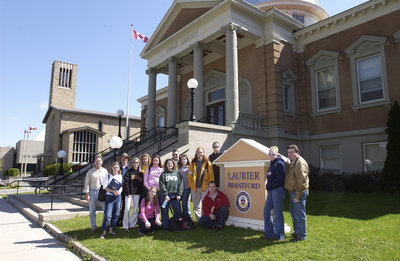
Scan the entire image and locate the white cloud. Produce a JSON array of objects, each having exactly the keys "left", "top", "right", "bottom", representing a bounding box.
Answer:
[
  {"left": 39, "top": 101, "right": 48, "bottom": 110},
  {"left": 10, "top": 115, "right": 16, "bottom": 120}
]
